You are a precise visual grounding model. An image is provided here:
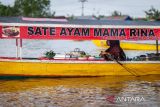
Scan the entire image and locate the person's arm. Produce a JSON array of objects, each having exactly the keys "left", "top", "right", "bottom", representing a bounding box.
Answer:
[
  {"left": 120, "top": 49, "right": 126, "bottom": 61},
  {"left": 99, "top": 51, "right": 110, "bottom": 56}
]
